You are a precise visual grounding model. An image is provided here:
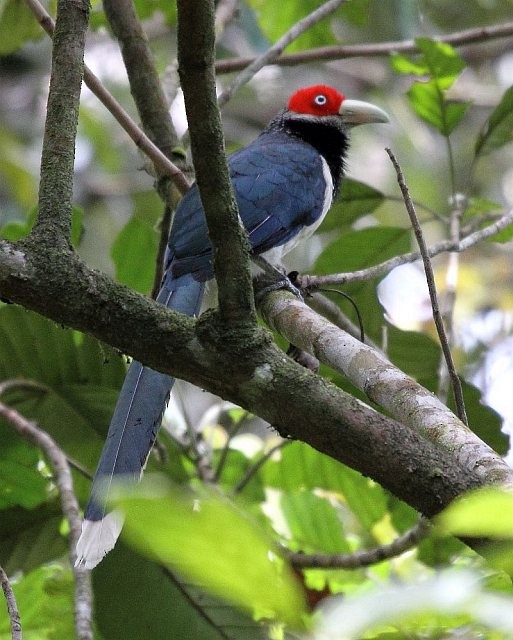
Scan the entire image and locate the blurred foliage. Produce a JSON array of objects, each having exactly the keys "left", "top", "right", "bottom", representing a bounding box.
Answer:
[{"left": 2, "top": 0, "right": 513, "bottom": 638}]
